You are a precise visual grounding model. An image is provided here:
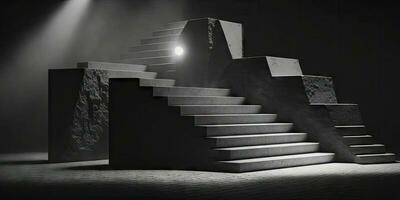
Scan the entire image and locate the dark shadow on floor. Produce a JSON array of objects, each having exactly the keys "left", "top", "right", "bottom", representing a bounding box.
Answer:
[
  {"left": 63, "top": 164, "right": 113, "bottom": 171},
  {"left": 0, "top": 160, "right": 48, "bottom": 165}
]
